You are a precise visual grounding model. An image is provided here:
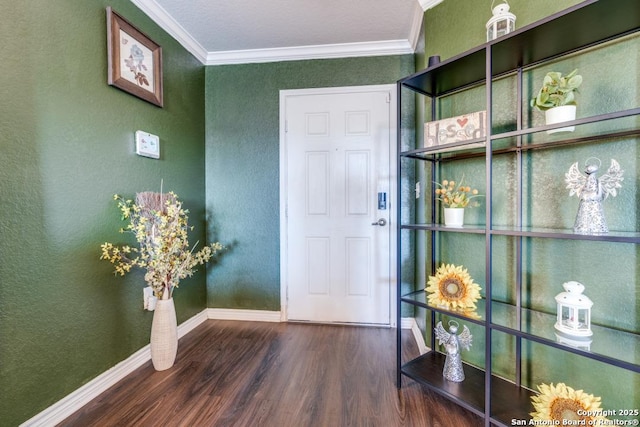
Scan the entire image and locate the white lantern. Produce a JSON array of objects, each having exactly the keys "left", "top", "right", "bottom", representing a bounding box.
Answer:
[
  {"left": 554, "top": 281, "right": 593, "bottom": 338},
  {"left": 486, "top": 1, "right": 516, "bottom": 41}
]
